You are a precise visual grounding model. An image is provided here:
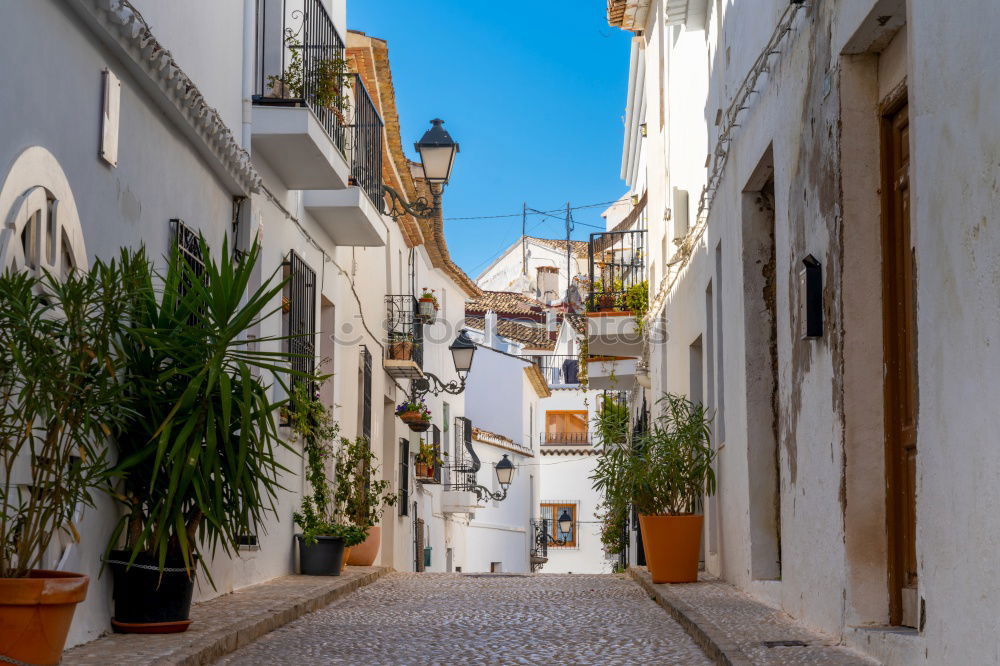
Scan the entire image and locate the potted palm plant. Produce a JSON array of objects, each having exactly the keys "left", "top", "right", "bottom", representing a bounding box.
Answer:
[
  {"left": 0, "top": 251, "right": 146, "bottom": 665},
  {"left": 105, "top": 238, "right": 296, "bottom": 632},
  {"left": 288, "top": 384, "right": 367, "bottom": 576},
  {"left": 396, "top": 399, "right": 431, "bottom": 432},
  {"left": 591, "top": 393, "right": 716, "bottom": 583}
]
